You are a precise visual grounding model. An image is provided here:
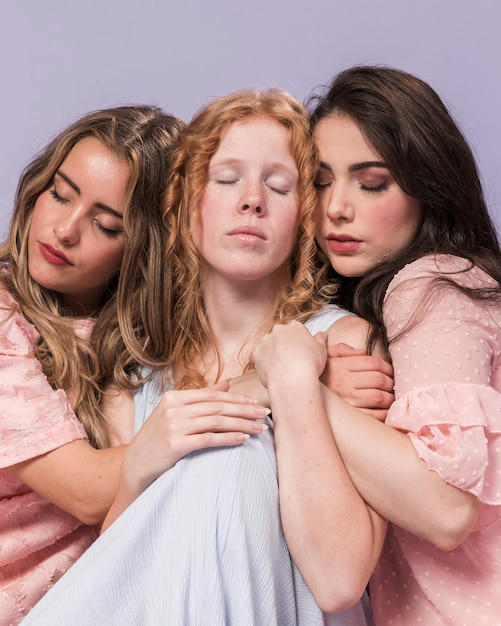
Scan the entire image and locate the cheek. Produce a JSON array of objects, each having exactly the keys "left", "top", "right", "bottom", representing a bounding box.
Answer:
[
  {"left": 99, "top": 243, "right": 126, "bottom": 275},
  {"left": 282, "top": 209, "right": 301, "bottom": 255}
]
